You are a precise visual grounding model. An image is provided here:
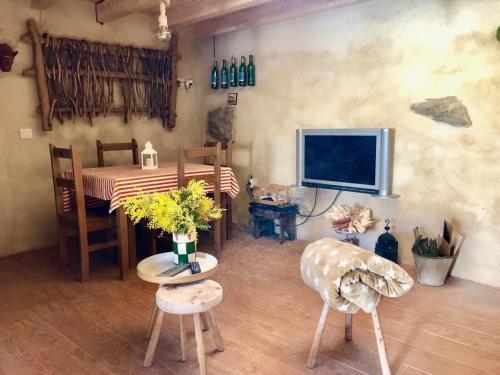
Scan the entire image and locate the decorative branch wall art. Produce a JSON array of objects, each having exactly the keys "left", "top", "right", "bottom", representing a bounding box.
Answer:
[{"left": 23, "top": 19, "right": 179, "bottom": 131}]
